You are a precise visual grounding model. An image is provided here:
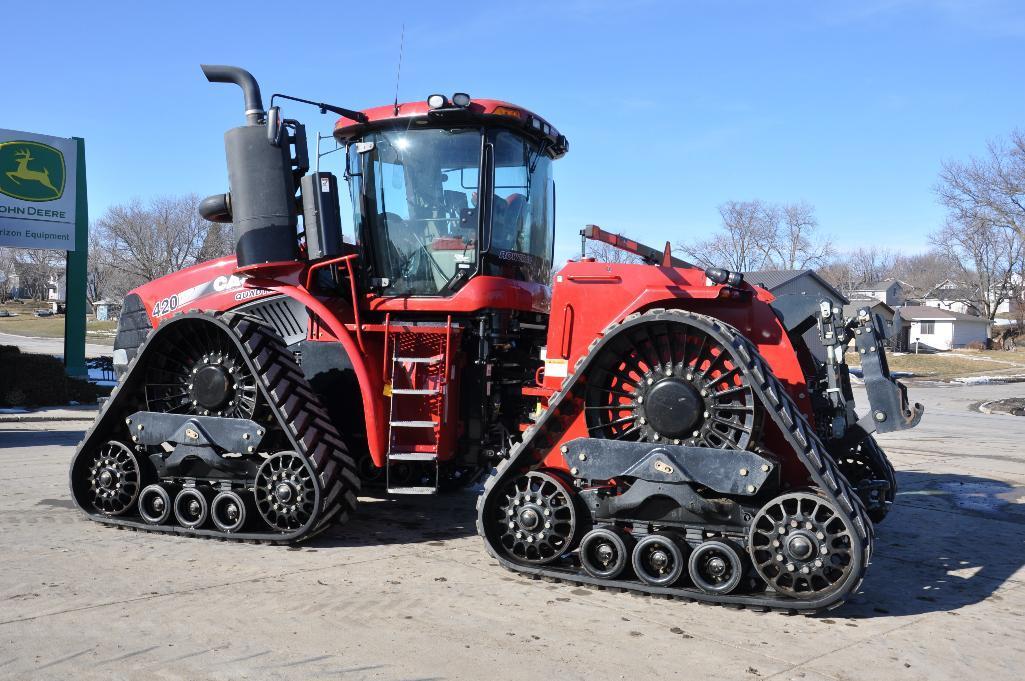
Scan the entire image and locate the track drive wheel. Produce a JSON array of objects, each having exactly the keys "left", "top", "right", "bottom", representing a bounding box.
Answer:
[{"left": 255, "top": 452, "right": 318, "bottom": 532}]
